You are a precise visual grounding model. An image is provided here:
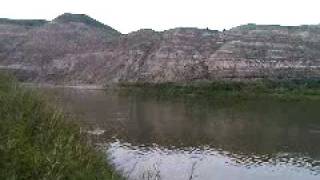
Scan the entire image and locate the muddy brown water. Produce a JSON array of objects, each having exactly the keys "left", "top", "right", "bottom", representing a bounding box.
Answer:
[{"left": 41, "top": 87, "right": 320, "bottom": 180}]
